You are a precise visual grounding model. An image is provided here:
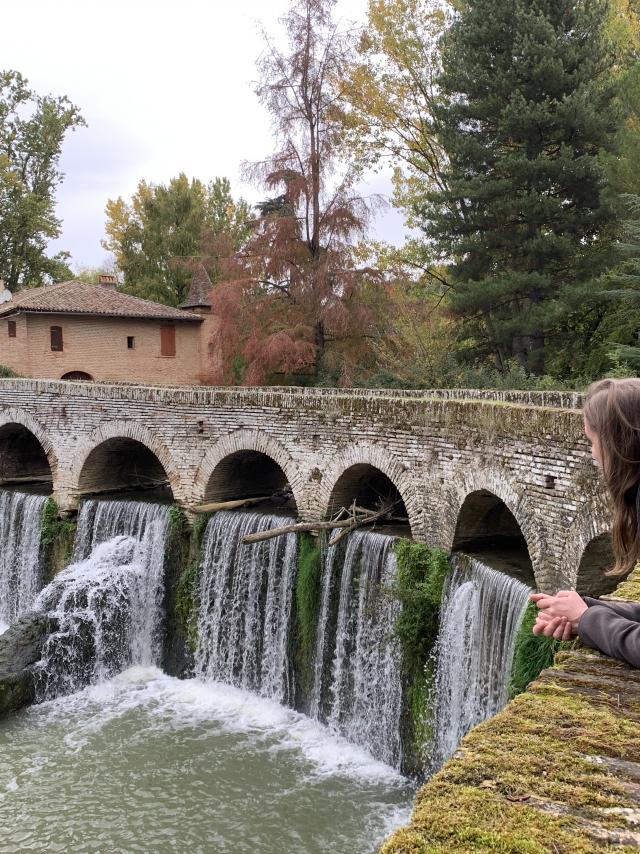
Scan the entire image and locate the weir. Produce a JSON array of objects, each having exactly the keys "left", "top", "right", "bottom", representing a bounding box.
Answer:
[
  {"left": 0, "top": 490, "right": 47, "bottom": 630},
  {"left": 0, "top": 427, "right": 621, "bottom": 851},
  {"left": 312, "top": 530, "right": 403, "bottom": 769},
  {"left": 33, "top": 500, "right": 169, "bottom": 699},
  {"left": 195, "top": 511, "right": 298, "bottom": 703},
  {"left": 431, "top": 557, "right": 531, "bottom": 770}
]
